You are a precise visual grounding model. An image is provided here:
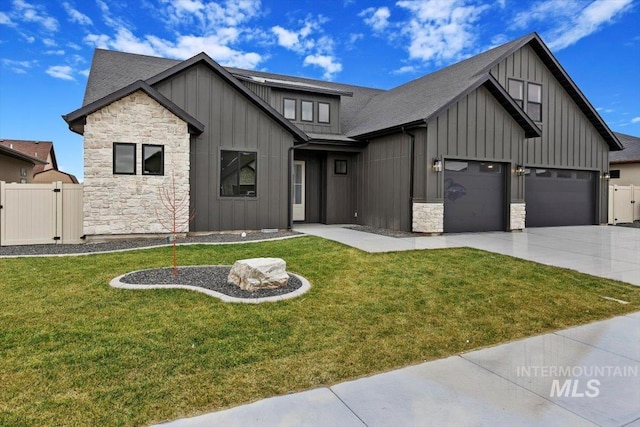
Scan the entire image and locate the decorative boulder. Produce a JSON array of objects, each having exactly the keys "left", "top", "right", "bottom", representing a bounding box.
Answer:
[{"left": 228, "top": 257, "right": 289, "bottom": 291}]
